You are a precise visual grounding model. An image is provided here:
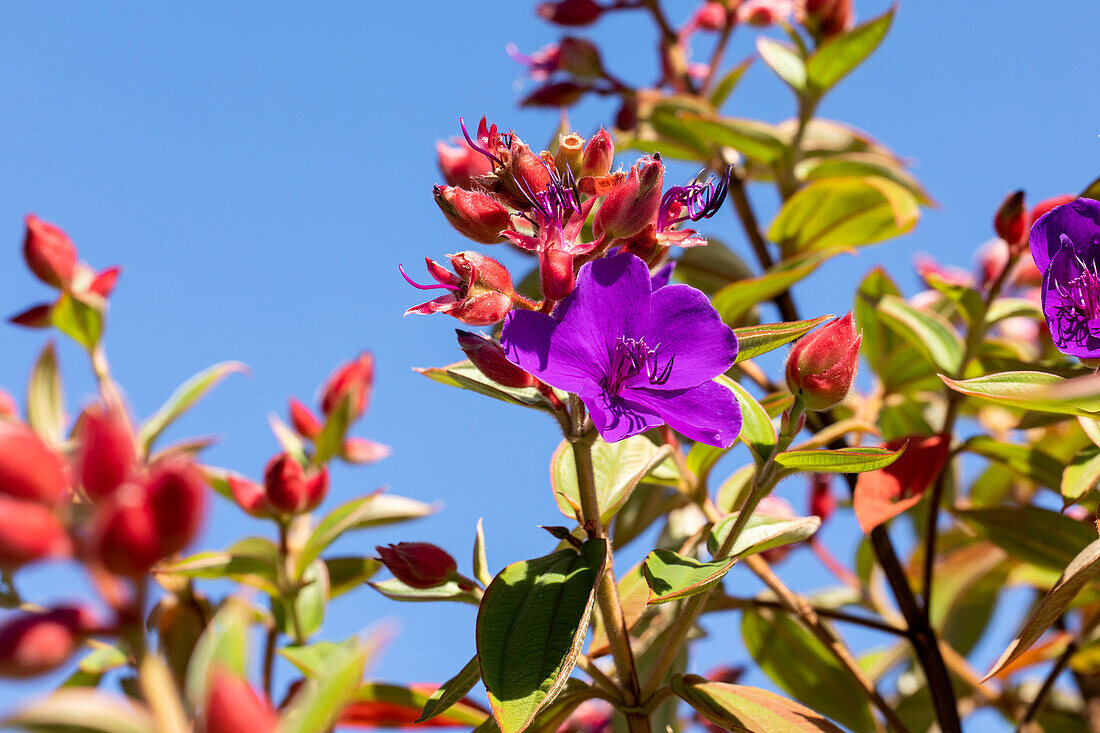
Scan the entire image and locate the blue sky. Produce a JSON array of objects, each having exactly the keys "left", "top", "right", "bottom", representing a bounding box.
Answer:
[{"left": 0, "top": 1, "right": 1098, "bottom": 728}]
